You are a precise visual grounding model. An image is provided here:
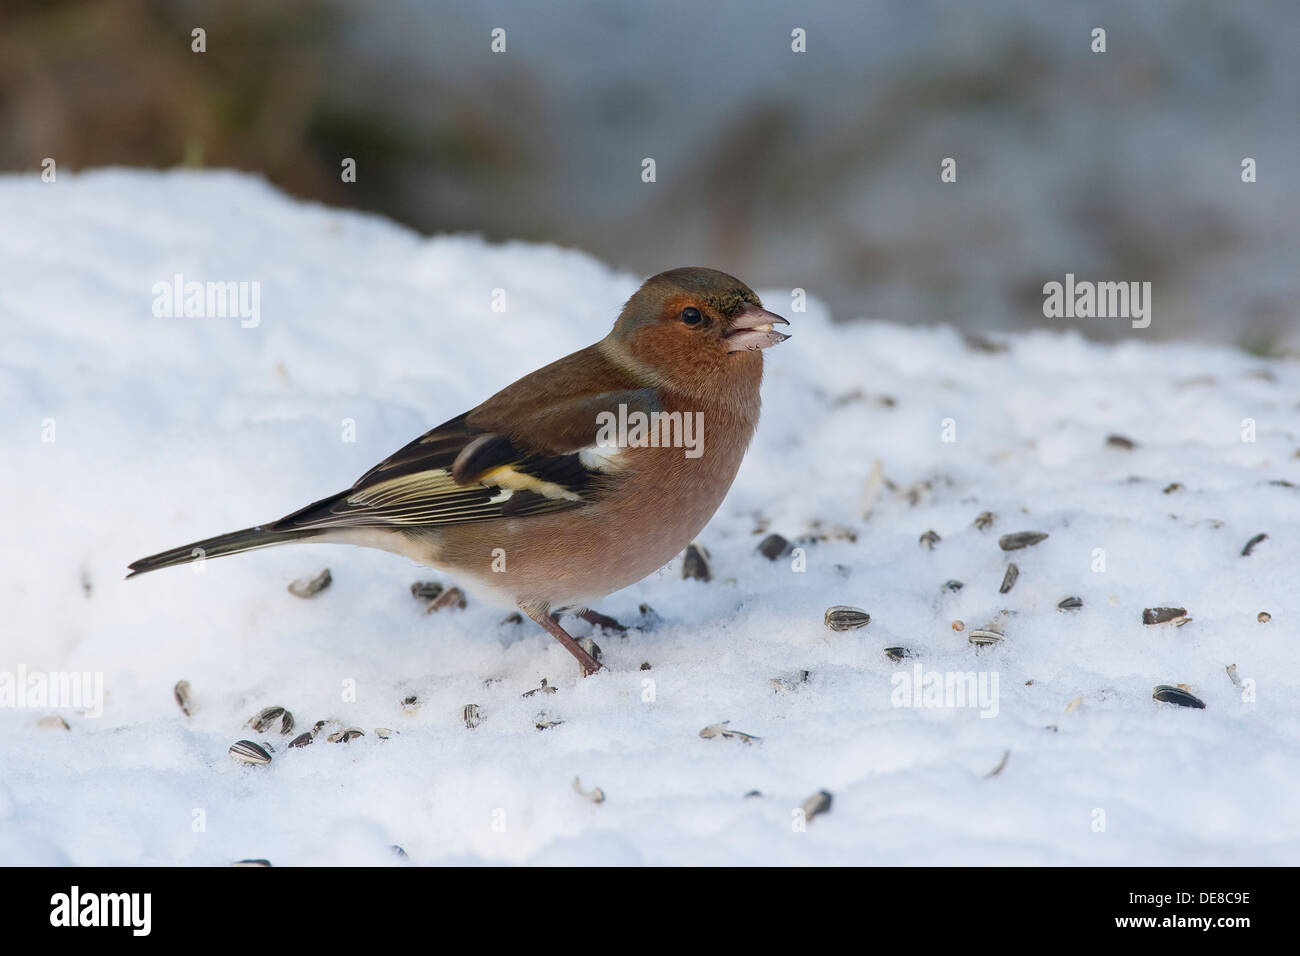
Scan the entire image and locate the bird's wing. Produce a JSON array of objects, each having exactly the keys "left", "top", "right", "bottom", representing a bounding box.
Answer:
[{"left": 270, "top": 383, "right": 660, "bottom": 532}]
